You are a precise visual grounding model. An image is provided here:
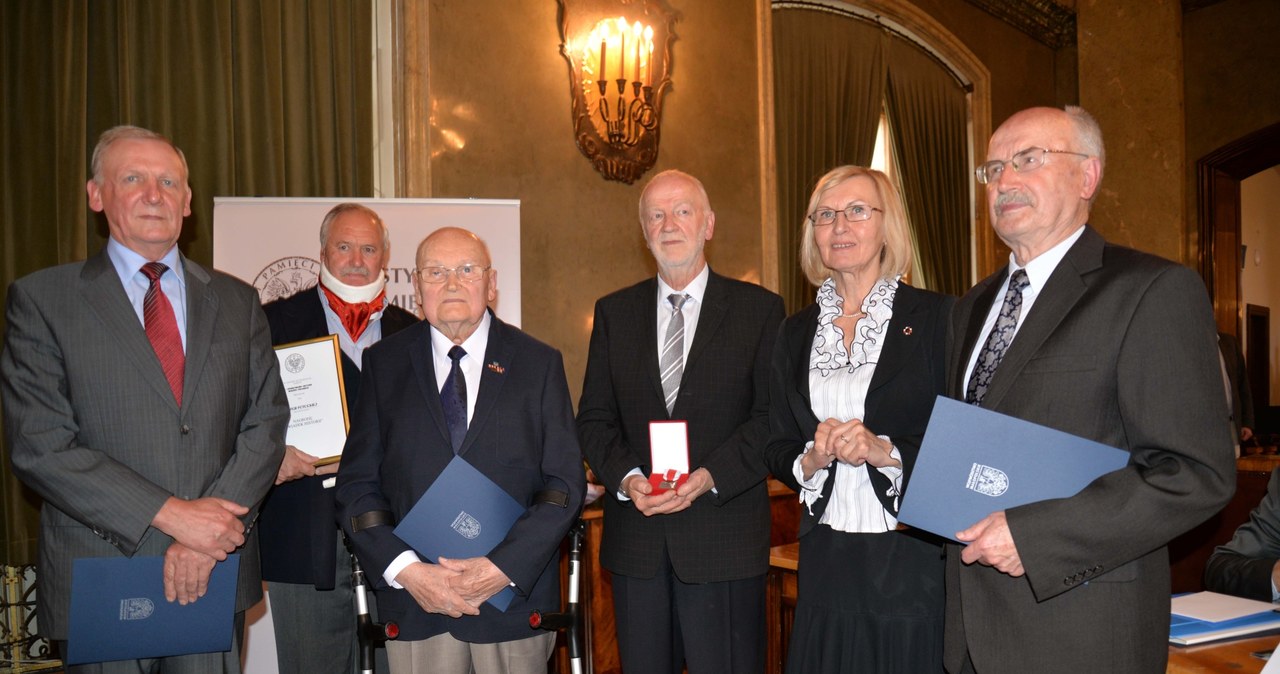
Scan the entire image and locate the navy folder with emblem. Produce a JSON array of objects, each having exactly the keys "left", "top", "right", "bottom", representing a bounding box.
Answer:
[
  {"left": 393, "top": 455, "right": 523, "bottom": 610},
  {"left": 65, "top": 553, "right": 240, "bottom": 664},
  {"left": 897, "top": 396, "right": 1129, "bottom": 542}
]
